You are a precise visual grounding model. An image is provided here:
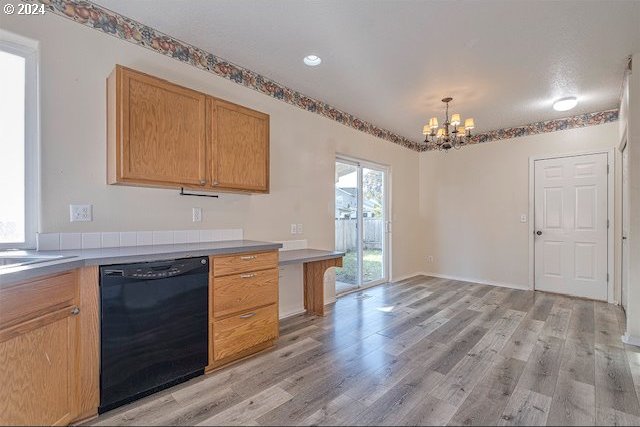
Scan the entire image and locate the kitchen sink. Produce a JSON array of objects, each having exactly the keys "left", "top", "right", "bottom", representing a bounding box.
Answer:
[{"left": 0, "top": 252, "right": 77, "bottom": 269}]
